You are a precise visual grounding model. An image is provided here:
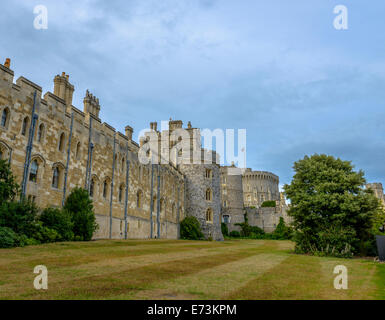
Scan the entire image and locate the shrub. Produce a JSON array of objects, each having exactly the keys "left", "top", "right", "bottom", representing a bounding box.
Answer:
[
  {"left": 39, "top": 208, "right": 74, "bottom": 241},
  {"left": 0, "top": 159, "right": 20, "bottom": 203},
  {"left": 229, "top": 230, "right": 240, "bottom": 238},
  {"left": 64, "top": 188, "right": 98, "bottom": 241},
  {"left": 272, "top": 217, "right": 293, "bottom": 240},
  {"left": 29, "top": 222, "right": 60, "bottom": 243},
  {"left": 221, "top": 222, "right": 229, "bottom": 237},
  {"left": 261, "top": 200, "right": 276, "bottom": 208},
  {"left": 0, "top": 226, "right": 17, "bottom": 248},
  {"left": 180, "top": 216, "right": 204, "bottom": 240},
  {"left": 0, "top": 200, "right": 38, "bottom": 237}
]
